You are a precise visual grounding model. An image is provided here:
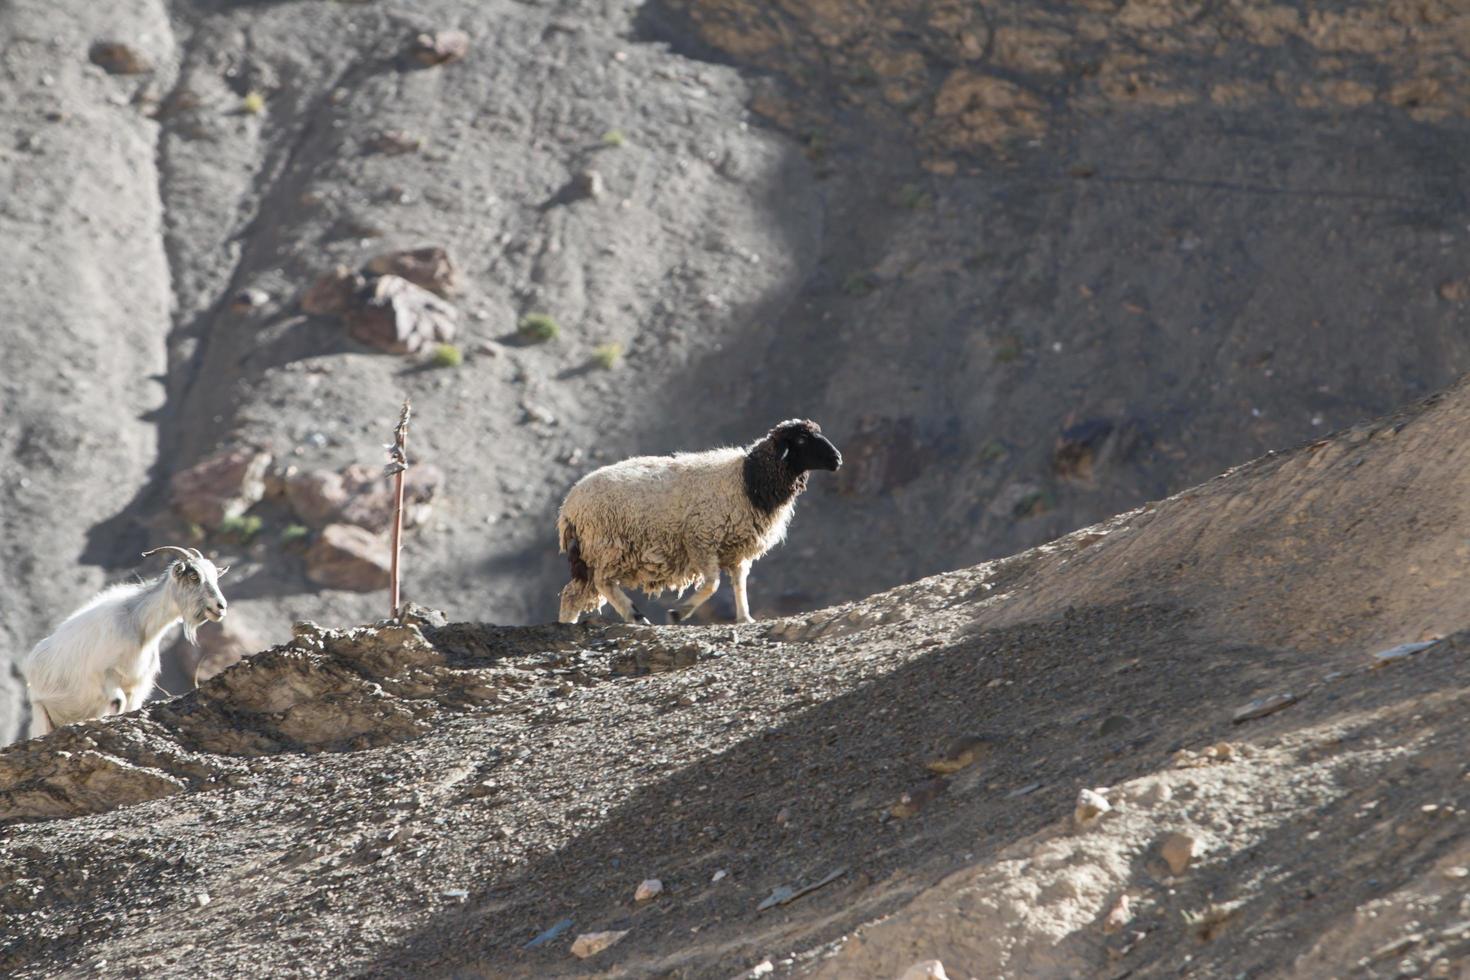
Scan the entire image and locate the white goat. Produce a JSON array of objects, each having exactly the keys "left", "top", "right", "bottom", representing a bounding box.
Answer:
[{"left": 20, "top": 546, "right": 229, "bottom": 738}]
